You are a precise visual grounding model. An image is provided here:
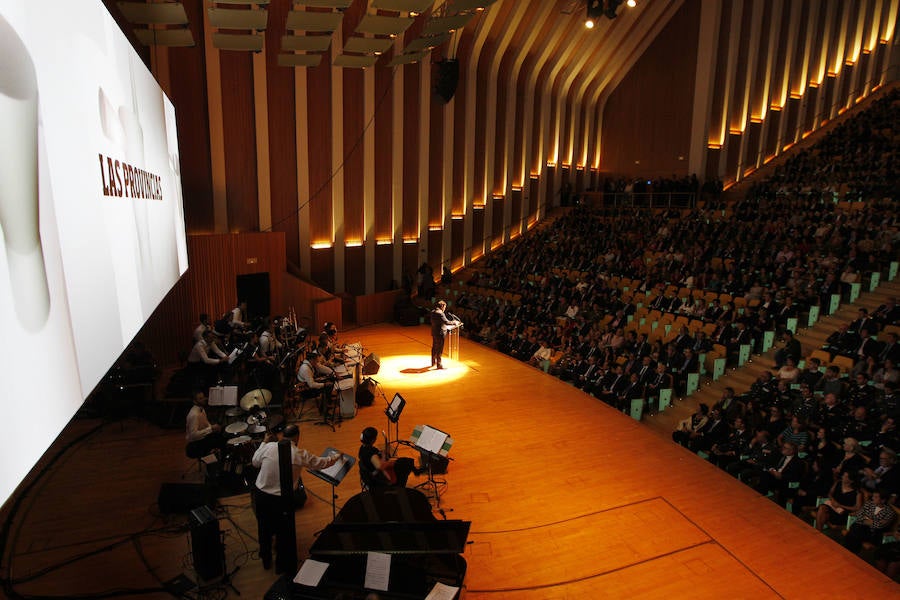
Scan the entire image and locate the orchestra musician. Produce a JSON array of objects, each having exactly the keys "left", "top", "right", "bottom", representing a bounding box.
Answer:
[
  {"left": 185, "top": 390, "right": 226, "bottom": 459},
  {"left": 317, "top": 322, "right": 341, "bottom": 365},
  {"left": 296, "top": 350, "right": 335, "bottom": 413},
  {"left": 358, "top": 426, "right": 418, "bottom": 492}
]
